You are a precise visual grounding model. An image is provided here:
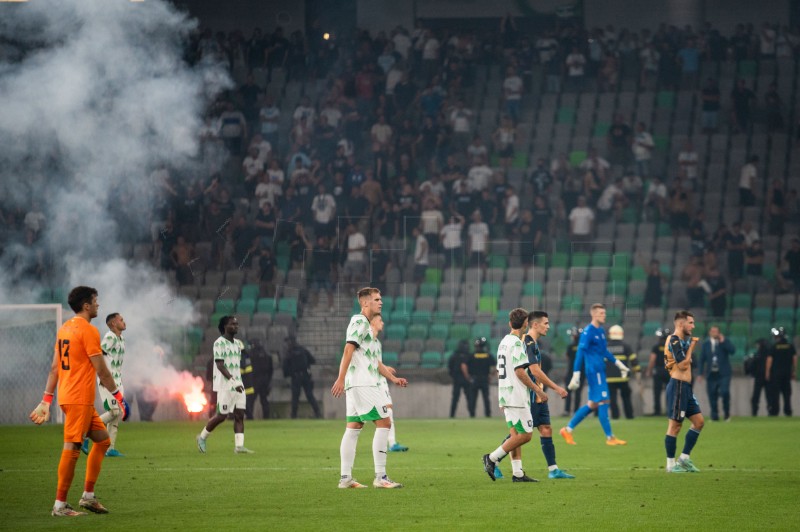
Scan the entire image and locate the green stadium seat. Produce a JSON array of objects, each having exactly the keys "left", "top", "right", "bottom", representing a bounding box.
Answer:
[
  {"left": 728, "top": 321, "right": 750, "bottom": 337},
  {"left": 557, "top": 107, "right": 575, "bottom": 123},
  {"left": 774, "top": 307, "right": 796, "bottom": 324},
  {"left": 591, "top": 253, "right": 611, "bottom": 267},
  {"left": 481, "top": 282, "right": 501, "bottom": 296},
  {"left": 381, "top": 296, "right": 394, "bottom": 312},
  {"left": 653, "top": 135, "right": 670, "bottom": 151},
  {"left": 240, "top": 284, "right": 260, "bottom": 301},
  {"left": 630, "top": 266, "right": 646, "bottom": 281},
  {"left": 737, "top": 59, "right": 757, "bottom": 77},
  {"left": 276, "top": 256, "right": 290, "bottom": 272},
  {"left": 728, "top": 335, "right": 748, "bottom": 353},
  {"left": 236, "top": 299, "right": 256, "bottom": 316},
  {"left": 512, "top": 153, "right": 528, "bottom": 169},
  {"left": 215, "top": 298, "right": 235, "bottom": 313},
  {"left": 408, "top": 323, "right": 429, "bottom": 338},
  {"left": 752, "top": 307, "right": 773, "bottom": 323},
  {"left": 551, "top": 253, "right": 569, "bottom": 268},
  {"left": 394, "top": 297, "right": 414, "bottom": 314},
  {"left": 569, "top": 150, "right": 587, "bottom": 167},
  {"left": 449, "top": 323, "right": 471, "bottom": 341},
  {"left": 419, "top": 283, "right": 439, "bottom": 298},
  {"left": 656, "top": 91, "right": 675, "bottom": 108},
  {"left": 433, "top": 310, "right": 453, "bottom": 323},
  {"left": 352, "top": 299, "right": 361, "bottom": 314},
  {"left": 561, "top": 295, "right": 582, "bottom": 312},
  {"left": 386, "top": 324, "right": 408, "bottom": 340},
  {"left": 763, "top": 264, "right": 776, "bottom": 281},
  {"left": 430, "top": 323, "right": 449, "bottom": 339},
  {"left": 278, "top": 298, "right": 297, "bottom": 318},
  {"left": 571, "top": 253, "right": 590, "bottom": 267},
  {"left": 489, "top": 255, "right": 508, "bottom": 269},
  {"left": 478, "top": 296, "right": 498, "bottom": 313},
  {"left": 388, "top": 311, "right": 410, "bottom": 325},
  {"left": 471, "top": 323, "right": 491, "bottom": 339},
  {"left": 411, "top": 310, "right": 432, "bottom": 323},
  {"left": 382, "top": 351, "right": 399, "bottom": 366},
  {"left": 424, "top": 268, "right": 443, "bottom": 285},
  {"left": 732, "top": 293, "right": 752, "bottom": 309},
  {"left": 523, "top": 282, "right": 543, "bottom": 297},
  {"left": 445, "top": 337, "right": 463, "bottom": 352},
  {"left": 656, "top": 223, "right": 672, "bottom": 237},
  {"left": 256, "top": 298, "right": 276, "bottom": 314},
  {"left": 210, "top": 312, "right": 227, "bottom": 328},
  {"left": 692, "top": 322, "right": 707, "bottom": 338},
  {"left": 421, "top": 351, "right": 443, "bottom": 368},
  {"left": 751, "top": 322, "right": 773, "bottom": 340},
  {"left": 594, "top": 122, "right": 610, "bottom": 137}
]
